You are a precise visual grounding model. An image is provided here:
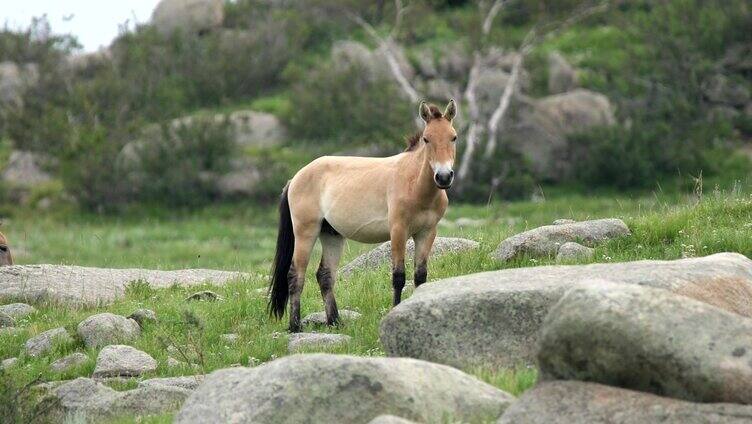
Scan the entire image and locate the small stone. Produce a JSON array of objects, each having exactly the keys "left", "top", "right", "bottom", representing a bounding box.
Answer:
[
  {"left": 369, "top": 415, "right": 418, "bottom": 424},
  {"left": 0, "top": 303, "right": 36, "bottom": 320},
  {"left": 1, "top": 357, "right": 18, "bottom": 369},
  {"left": 556, "top": 242, "right": 594, "bottom": 262},
  {"left": 0, "top": 311, "right": 14, "bottom": 328},
  {"left": 77, "top": 313, "right": 141, "bottom": 349},
  {"left": 287, "top": 333, "right": 351, "bottom": 352},
  {"left": 127, "top": 309, "right": 157, "bottom": 326},
  {"left": 50, "top": 352, "right": 89, "bottom": 373},
  {"left": 24, "top": 327, "right": 73, "bottom": 357},
  {"left": 93, "top": 345, "right": 157, "bottom": 378},
  {"left": 220, "top": 333, "right": 238, "bottom": 344},
  {"left": 185, "top": 291, "right": 222, "bottom": 302},
  {"left": 301, "top": 310, "right": 362, "bottom": 327}
]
